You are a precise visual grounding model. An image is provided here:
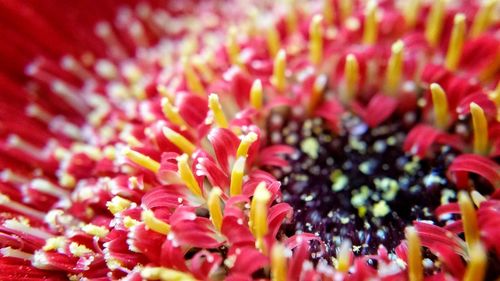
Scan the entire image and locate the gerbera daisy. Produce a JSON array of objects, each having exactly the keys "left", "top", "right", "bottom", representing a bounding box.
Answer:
[{"left": 0, "top": 0, "right": 498, "bottom": 280}]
